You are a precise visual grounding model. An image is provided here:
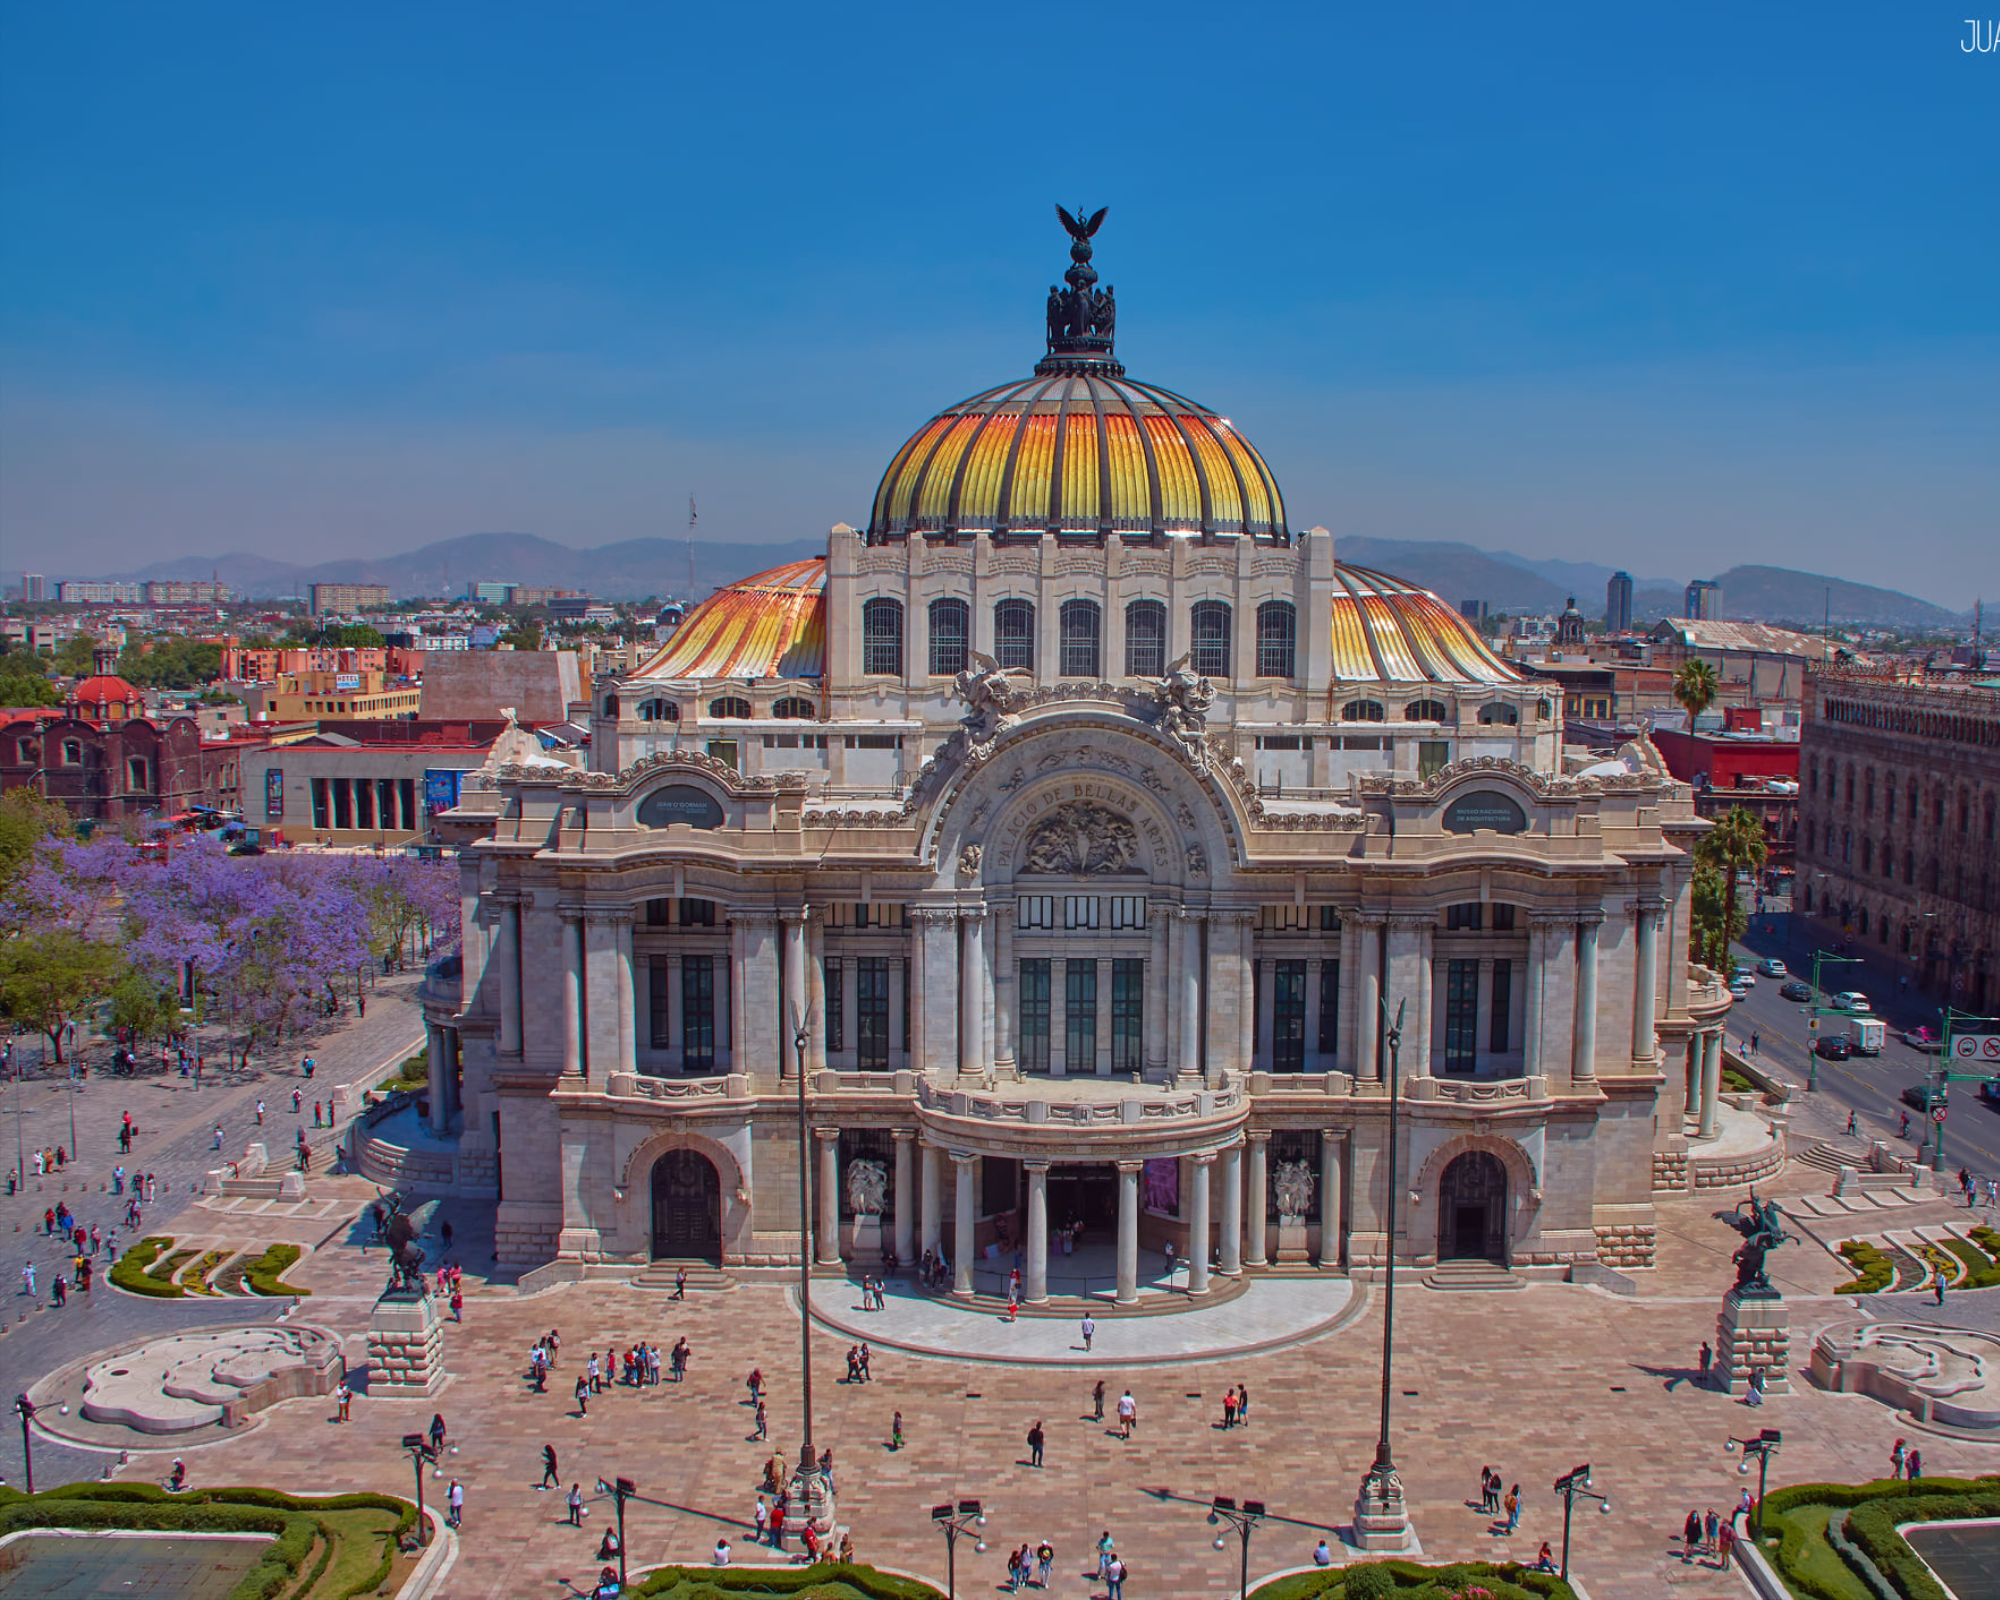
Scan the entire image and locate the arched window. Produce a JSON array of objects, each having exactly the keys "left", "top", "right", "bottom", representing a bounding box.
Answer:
[
  {"left": 1864, "top": 768, "right": 1874, "bottom": 814},
  {"left": 1908, "top": 777, "right": 1918, "bottom": 818},
  {"left": 1124, "top": 600, "right": 1166, "bottom": 678},
  {"left": 1477, "top": 703, "right": 1518, "bottom": 725},
  {"left": 994, "top": 599, "right": 1035, "bottom": 671},
  {"left": 1189, "top": 600, "right": 1231, "bottom": 677},
  {"left": 1255, "top": 600, "right": 1296, "bottom": 678},
  {"left": 1808, "top": 756, "right": 1819, "bottom": 796},
  {"left": 1860, "top": 838, "right": 1872, "bottom": 872},
  {"left": 1059, "top": 599, "right": 1101, "bottom": 679},
  {"left": 771, "top": 696, "right": 816, "bottom": 720},
  {"left": 1842, "top": 828, "right": 1852, "bottom": 863},
  {"left": 1804, "top": 821, "right": 1816, "bottom": 855},
  {"left": 1881, "top": 835, "right": 1894, "bottom": 875},
  {"left": 603, "top": 694, "right": 620, "bottom": 719},
  {"left": 861, "top": 597, "right": 903, "bottom": 677},
  {"left": 1341, "top": 699, "right": 1386, "bottom": 723},
  {"left": 709, "top": 696, "right": 752, "bottom": 720},
  {"left": 61, "top": 739, "right": 81, "bottom": 766},
  {"left": 1960, "top": 791, "right": 1970, "bottom": 833},
  {"left": 1987, "top": 796, "right": 1997, "bottom": 841},
  {"left": 1844, "top": 764, "right": 1854, "bottom": 804},
  {"left": 1405, "top": 698, "right": 1449, "bottom": 723},
  {"left": 1904, "top": 848, "right": 1915, "bottom": 885},
  {"left": 1885, "top": 778, "right": 1896, "bottom": 822},
  {"left": 928, "top": 598, "right": 969, "bottom": 677},
  {"left": 1934, "top": 788, "right": 1945, "bottom": 827},
  {"left": 1535, "top": 697, "right": 1553, "bottom": 721},
  {"left": 636, "top": 698, "right": 679, "bottom": 723}
]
